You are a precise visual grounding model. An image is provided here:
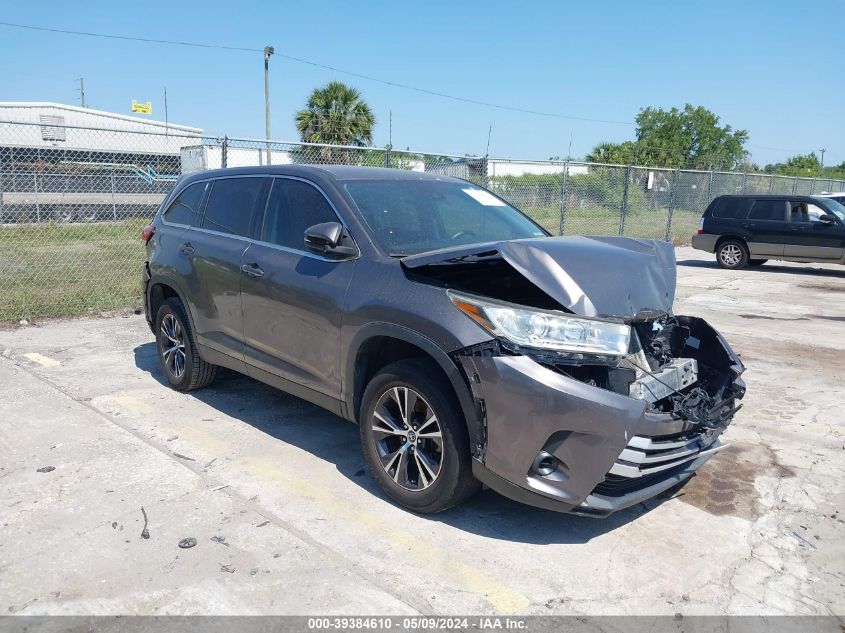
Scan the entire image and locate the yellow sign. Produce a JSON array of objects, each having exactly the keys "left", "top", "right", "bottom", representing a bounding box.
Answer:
[{"left": 131, "top": 100, "right": 152, "bottom": 115}]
